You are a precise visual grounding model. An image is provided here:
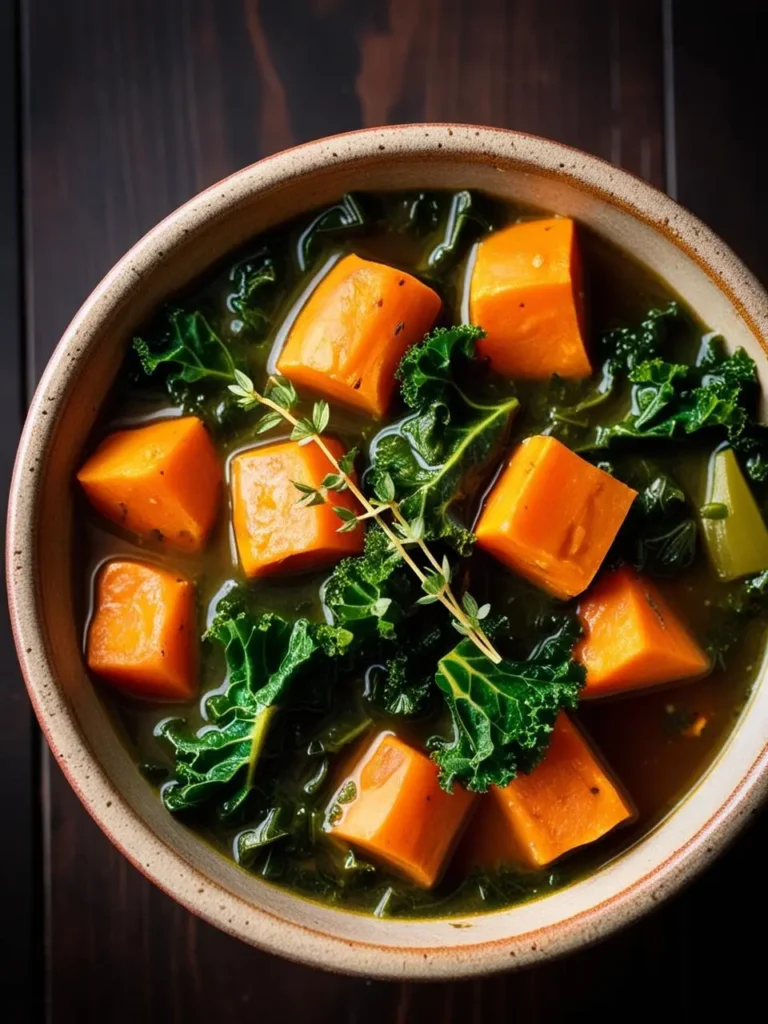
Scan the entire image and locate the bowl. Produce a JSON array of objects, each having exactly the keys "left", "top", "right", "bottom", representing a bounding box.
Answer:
[{"left": 8, "top": 124, "right": 768, "bottom": 980}]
